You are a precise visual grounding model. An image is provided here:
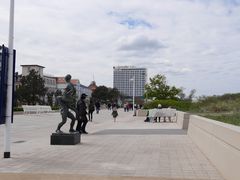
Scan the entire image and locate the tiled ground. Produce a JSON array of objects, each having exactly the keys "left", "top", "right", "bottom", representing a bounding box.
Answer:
[{"left": 0, "top": 109, "right": 224, "bottom": 179}]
